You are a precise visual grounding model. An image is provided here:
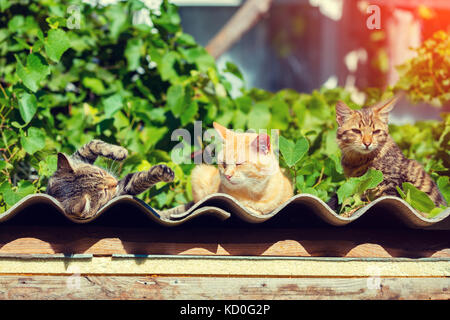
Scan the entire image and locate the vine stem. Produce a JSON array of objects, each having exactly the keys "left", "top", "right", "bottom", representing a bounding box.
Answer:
[
  {"left": 312, "top": 166, "right": 325, "bottom": 189},
  {"left": 0, "top": 83, "right": 7, "bottom": 99},
  {"left": 292, "top": 165, "right": 297, "bottom": 194}
]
